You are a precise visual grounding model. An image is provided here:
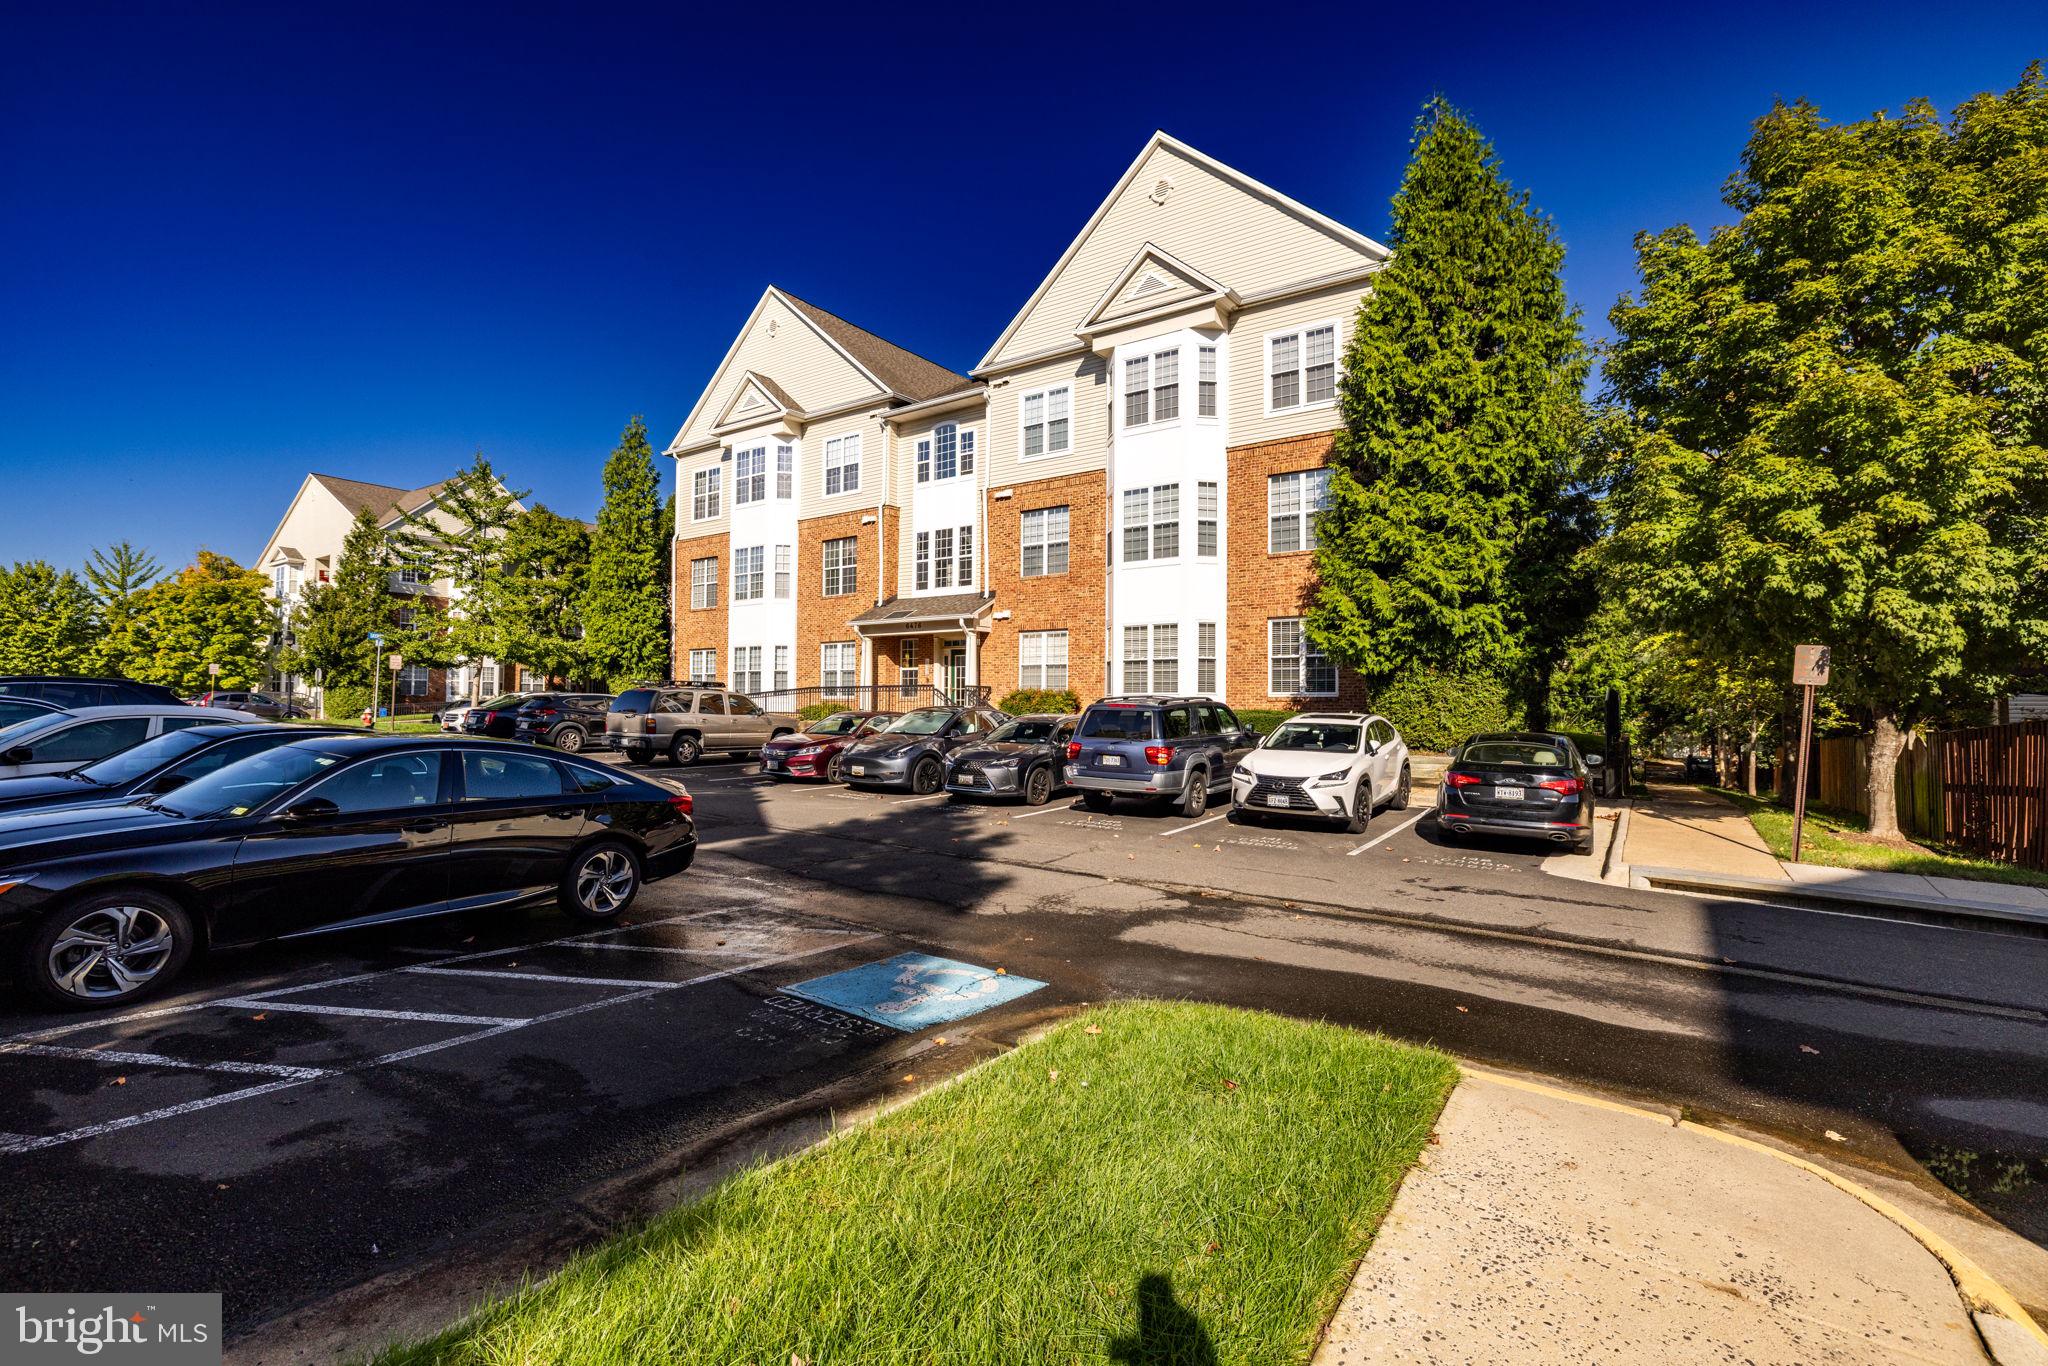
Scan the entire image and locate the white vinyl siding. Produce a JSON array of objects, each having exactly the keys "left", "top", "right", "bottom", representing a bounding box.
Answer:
[
  {"left": 821, "top": 536, "right": 858, "bottom": 597},
  {"left": 675, "top": 292, "right": 889, "bottom": 452},
  {"left": 1019, "top": 385, "right": 1072, "bottom": 458},
  {"left": 1019, "top": 630, "right": 1069, "bottom": 690},
  {"left": 1020, "top": 505, "right": 1070, "bottom": 578},
  {"left": 689, "top": 556, "right": 719, "bottom": 610},
  {"left": 1268, "top": 618, "right": 1335, "bottom": 696},
  {"left": 1267, "top": 469, "right": 1330, "bottom": 555},
  {"left": 733, "top": 546, "right": 765, "bottom": 602},
  {"left": 824, "top": 433, "right": 861, "bottom": 496},
  {"left": 821, "top": 642, "right": 857, "bottom": 693}
]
